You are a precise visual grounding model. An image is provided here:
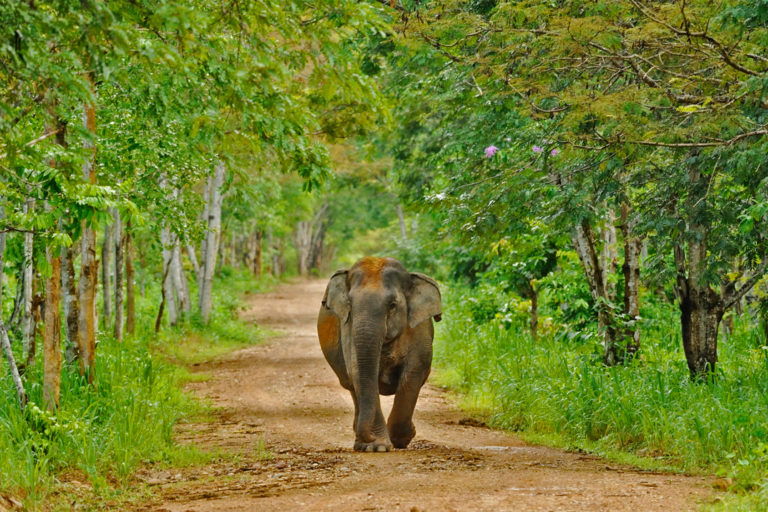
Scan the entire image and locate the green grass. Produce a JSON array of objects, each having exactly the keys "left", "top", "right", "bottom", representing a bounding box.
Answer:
[
  {"left": 0, "top": 267, "right": 272, "bottom": 509},
  {"left": 433, "top": 285, "right": 768, "bottom": 510}
]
